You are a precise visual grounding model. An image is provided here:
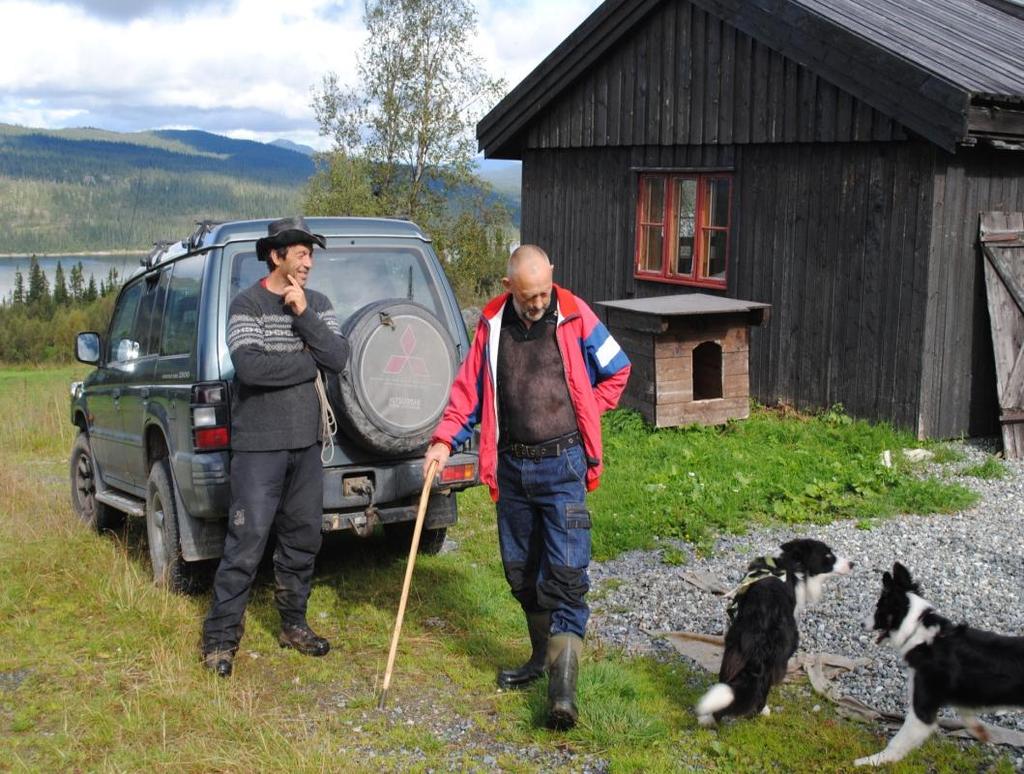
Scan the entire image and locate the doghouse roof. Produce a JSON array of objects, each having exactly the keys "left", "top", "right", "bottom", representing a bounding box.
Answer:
[{"left": 478, "top": 0, "right": 1024, "bottom": 157}]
